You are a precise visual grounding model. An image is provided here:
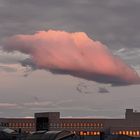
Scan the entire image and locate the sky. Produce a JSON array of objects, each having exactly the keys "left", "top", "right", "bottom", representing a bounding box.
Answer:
[{"left": 0, "top": 0, "right": 140, "bottom": 118}]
